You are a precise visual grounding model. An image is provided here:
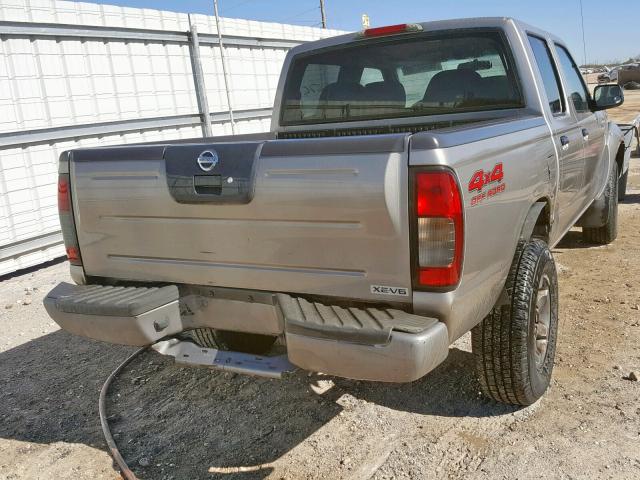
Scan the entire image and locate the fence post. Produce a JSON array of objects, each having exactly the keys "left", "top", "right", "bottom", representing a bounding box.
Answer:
[
  {"left": 213, "top": 0, "right": 236, "bottom": 134},
  {"left": 187, "top": 20, "right": 213, "bottom": 138}
]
